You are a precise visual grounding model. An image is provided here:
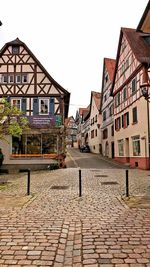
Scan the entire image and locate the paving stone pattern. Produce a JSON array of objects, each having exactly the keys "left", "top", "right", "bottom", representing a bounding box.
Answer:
[{"left": 0, "top": 168, "right": 150, "bottom": 266}]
